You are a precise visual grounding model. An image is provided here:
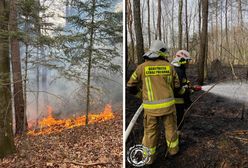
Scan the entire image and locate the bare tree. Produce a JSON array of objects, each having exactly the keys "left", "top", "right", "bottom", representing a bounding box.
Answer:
[
  {"left": 157, "top": 0, "right": 162, "bottom": 40},
  {"left": 225, "top": 0, "right": 229, "bottom": 46},
  {"left": 147, "top": 0, "right": 151, "bottom": 47},
  {"left": 185, "top": 0, "right": 189, "bottom": 50},
  {"left": 133, "top": 0, "right": 144, "bottom": 64},
  {"left": 178, "top": 0, "right": 183, "bottom": 49},
  {"left": 198, "top": 0, "right": 209, "bottom": 85},
  {"left": 152, "top": 1, "right": 156, "bottom": 40},
  {"left": 127, "top": 0, "right": 135, "bottom": 63},
  {"left": 237, "top": 0, "right": 243, "bottom": 27}
]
